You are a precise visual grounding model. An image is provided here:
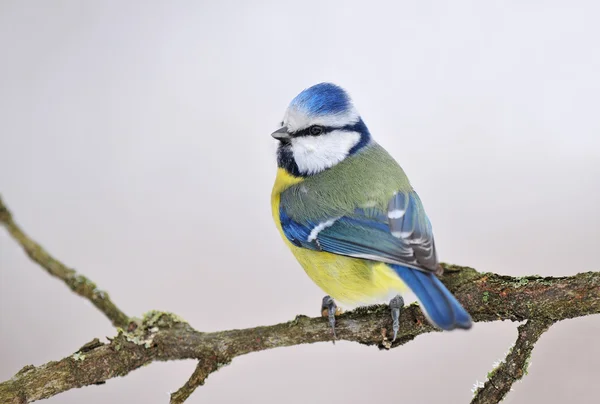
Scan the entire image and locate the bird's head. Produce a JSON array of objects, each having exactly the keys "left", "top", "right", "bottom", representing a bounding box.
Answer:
[{"left": 272, "top": 83, "right": 371, "bottom": 176}]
